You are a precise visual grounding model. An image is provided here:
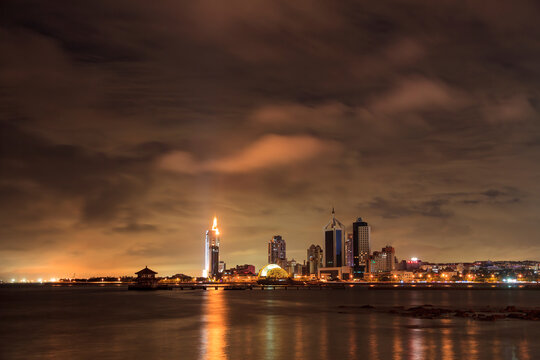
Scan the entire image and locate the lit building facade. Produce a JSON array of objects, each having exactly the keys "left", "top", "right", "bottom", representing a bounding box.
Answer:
[
  {"left": 371, "top": 246, "right": 396, "bottom": 273},
  {"left": 324, "top": 208, "right": 346, "bottom": 267},
  {"left": 318, "top": 266, "right": 352, "bottom": 281},
  {"left": 268, "top": 235, "right": 287, "bottom": 268},
  {"left": 345, "top": 233, "right": 354, "bottom": 267},
  {"left": 235, "top": 264, "right": 256, "bottom": 275},
  {"left": 398, "top": 258, "right": 422, "bottom": 271},
  {"left": 391, "top": 270, "right": 415, "bottom": 282},
  {"left": 203, "top": 217, "right": 220, "bottom": 278},
  {"left": 223, "top": 264, "right": 256, "bottom": 276},
  {"left": 307, "top": 244, "right": 323, "bottom": 275},
  {"left": 352, "top": 217, "right": 371, "bottom": 278}
]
